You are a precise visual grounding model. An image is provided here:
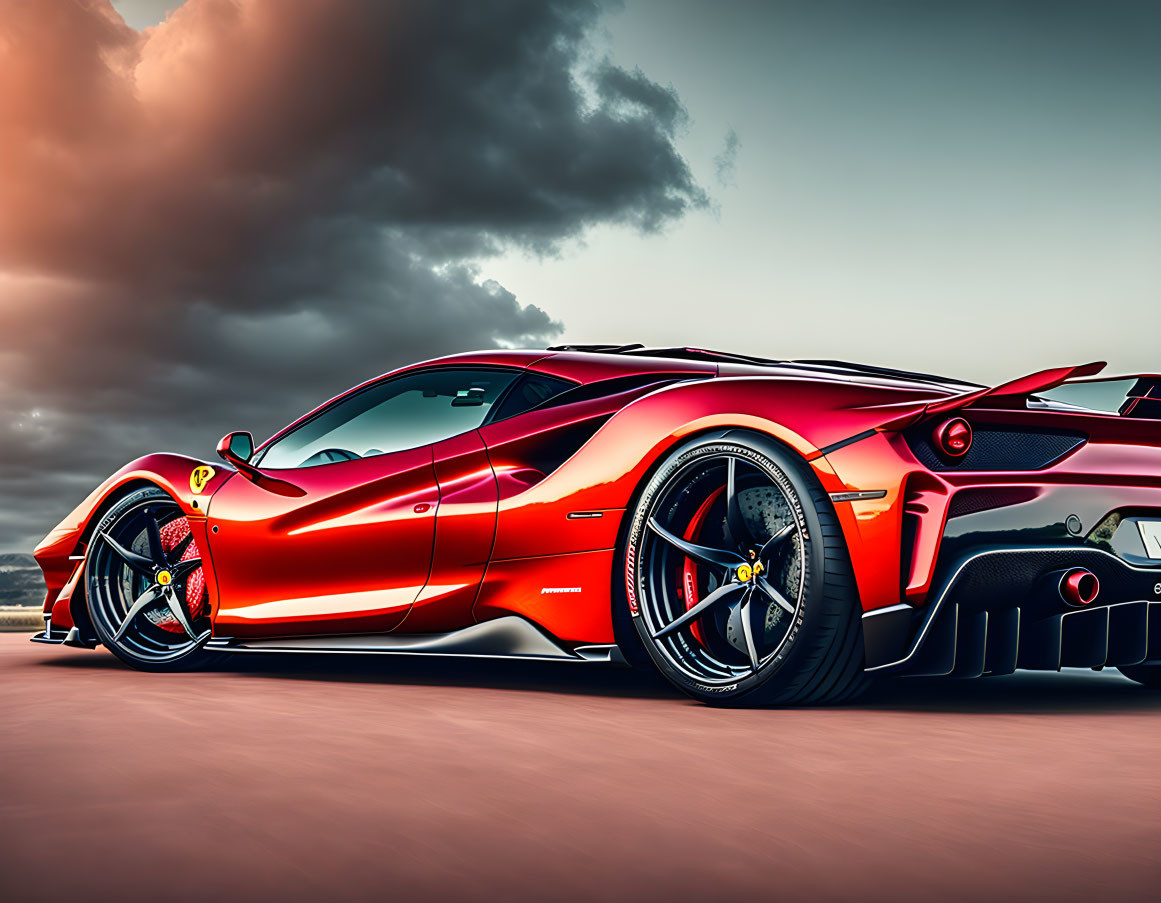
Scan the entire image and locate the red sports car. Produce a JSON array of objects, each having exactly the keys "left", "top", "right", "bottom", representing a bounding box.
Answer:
[{"left": 31, "top": 345, "right": 1161, "bottom": 705}]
